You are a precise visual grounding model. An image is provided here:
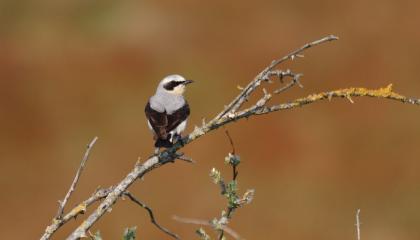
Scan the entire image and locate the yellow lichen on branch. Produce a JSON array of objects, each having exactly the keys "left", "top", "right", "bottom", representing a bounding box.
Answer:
[
  {"left": 328, "top": 84, "right": 405, "bottom": 100},
  {"left": 246, "top": 84, "right": 420, "bottom": 115},
  {"left": 292, "top": 84, "right": 415, "bottom": 106},
  {"left": 68, "top": 203, "right": 87, "bottom": 216}
]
